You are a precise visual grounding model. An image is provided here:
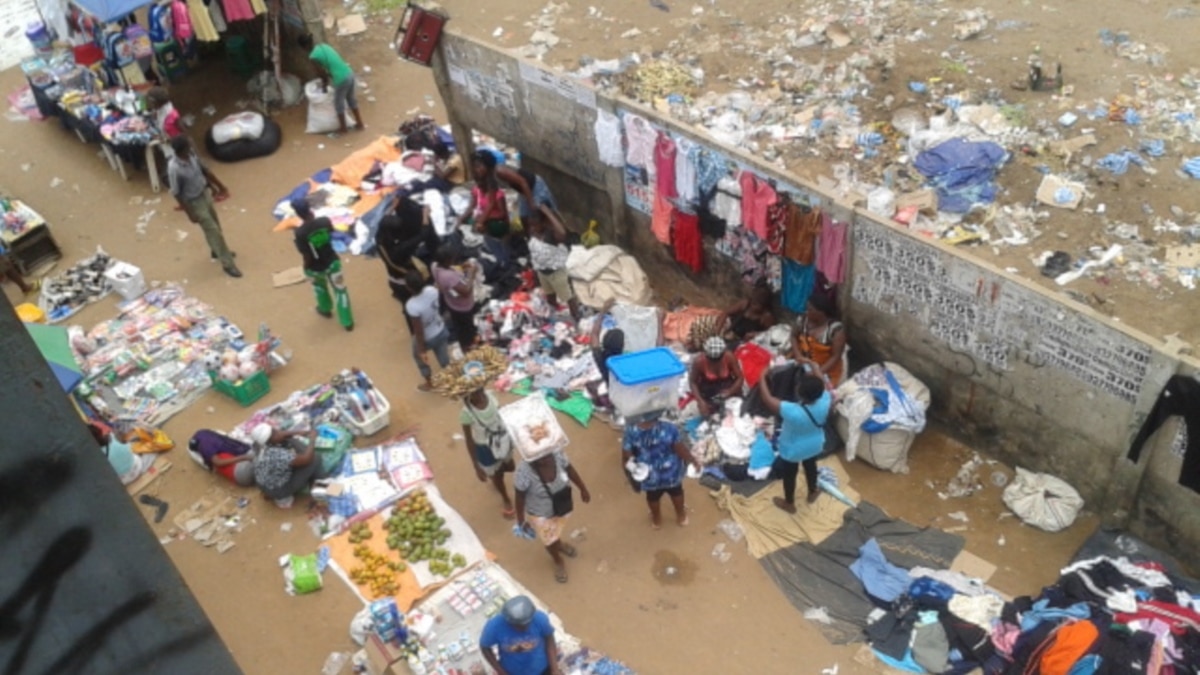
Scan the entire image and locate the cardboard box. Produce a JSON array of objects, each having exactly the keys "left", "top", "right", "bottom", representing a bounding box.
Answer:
[{"left": 364, "top": 633, "right": 406, "bottom": 675}]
